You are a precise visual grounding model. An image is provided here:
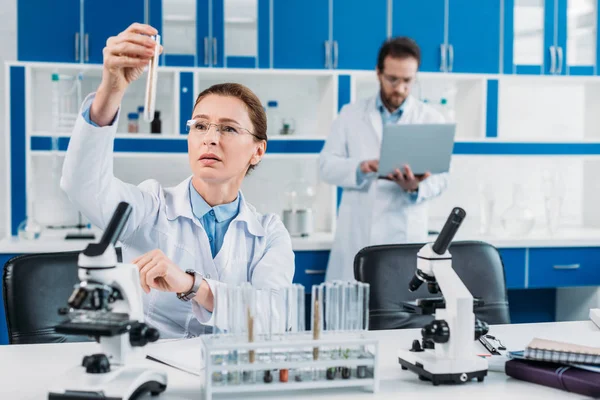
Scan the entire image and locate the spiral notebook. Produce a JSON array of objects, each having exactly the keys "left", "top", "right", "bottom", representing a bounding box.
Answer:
[{"left": 524, "top": 338, "right": 600, "bottom": 365}]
